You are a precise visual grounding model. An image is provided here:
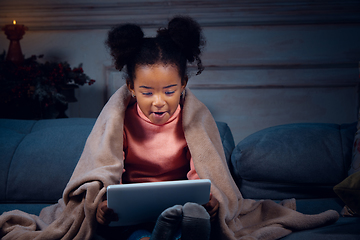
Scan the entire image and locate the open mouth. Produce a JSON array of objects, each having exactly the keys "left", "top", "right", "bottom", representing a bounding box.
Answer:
[{"left": 153, "top": 112, "right": 165, "bottom": 116}]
